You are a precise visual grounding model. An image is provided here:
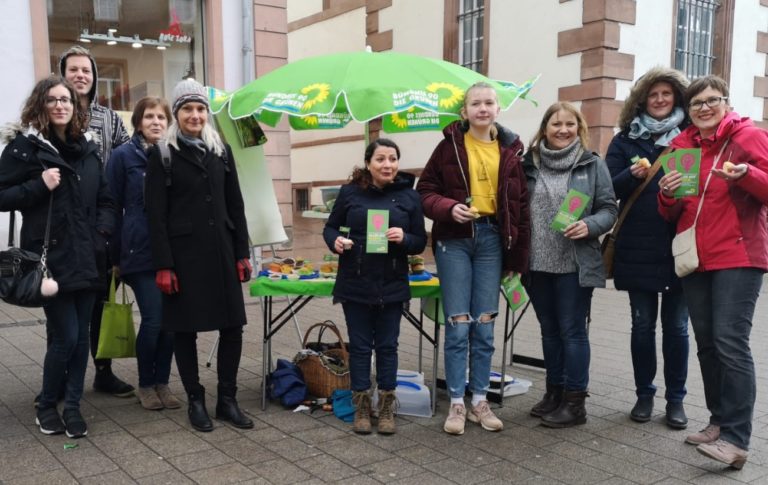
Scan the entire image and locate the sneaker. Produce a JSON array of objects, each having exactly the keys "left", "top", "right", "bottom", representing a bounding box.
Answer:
[
  {"left": 93, "top": 371, "right": 135, "bottom": 397},
  {"left": 443, "top": 403, "right": 467, "bottom": 435},
  {"left": 155, "top": 384, "right": 182, "bottom": 409},
  {"left": 468, "top": 400, "right": 504, "bottom": 431},
  {"left": 137, "top": 387, "right": 164, "bottom": 410},
  {"left": 697, "top": 439, "right": 748, "bottom": 470},
  {"left": 35, "top": 407, "right": 65, "bottom": 435},
  {"left": 685, "top": 424, "right": 720, "bottom": 445},
  {"left": 62, "top": 408, "right": 88, "bottom": 439}
]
